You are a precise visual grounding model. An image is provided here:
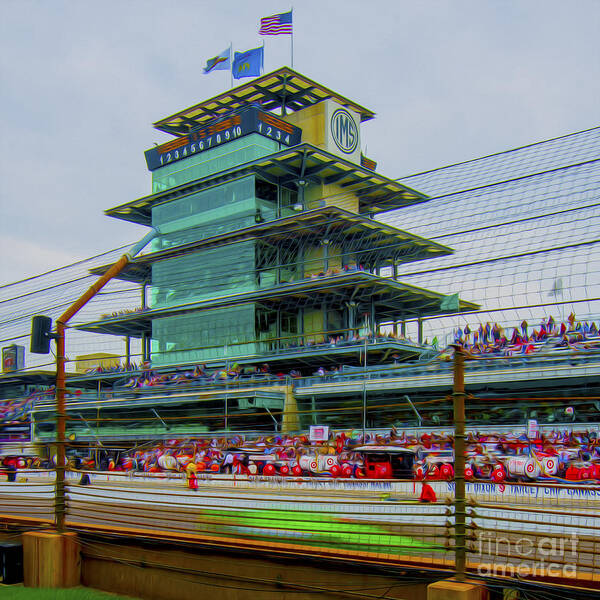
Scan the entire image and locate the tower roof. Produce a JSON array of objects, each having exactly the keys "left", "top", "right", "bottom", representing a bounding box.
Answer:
[{"left": 153, "top": 67, "right": 375, "bottom": 136}]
